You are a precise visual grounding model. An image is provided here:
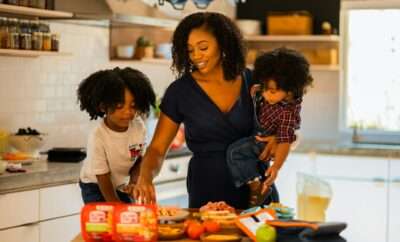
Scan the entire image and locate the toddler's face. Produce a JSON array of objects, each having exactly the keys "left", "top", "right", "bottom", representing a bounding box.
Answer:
[
  {"left": 105, "top": 88, "right": 137, "bottom": 132},
  {"left": 261, "top": 79, "right": 289, "bottom": 105}
]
